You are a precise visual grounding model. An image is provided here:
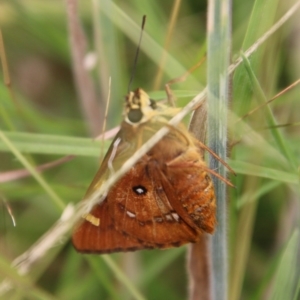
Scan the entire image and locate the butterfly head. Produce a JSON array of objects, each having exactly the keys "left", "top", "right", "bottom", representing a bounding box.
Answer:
[{"left": 124, "top": 88, "right": 158, "bottom": 125}]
